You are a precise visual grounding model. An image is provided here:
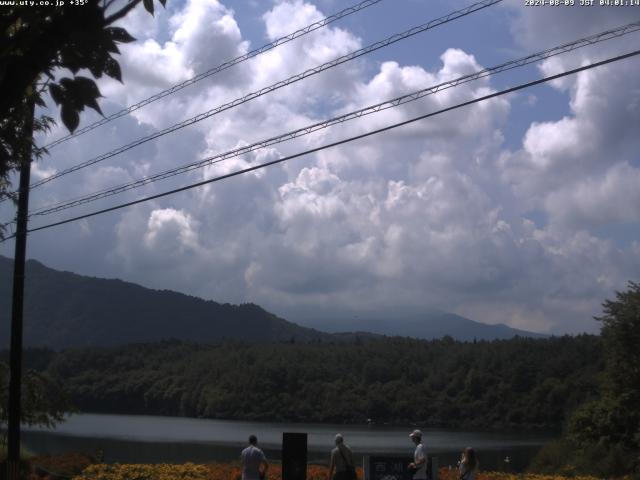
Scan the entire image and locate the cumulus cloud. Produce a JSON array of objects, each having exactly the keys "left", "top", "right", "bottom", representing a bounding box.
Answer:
[
  {"left": 99, "top": 0, "right": 250, "bottom": 129},
  {"left": 4, "top": 0, "right": 639, "bottom": 336},
  {"left": 144, "top": 208, "right": 199, "bottom": 251},
  {"left": 500, "top": 4, "right": 640, "bottom": 214},
  {"left": 545, "top": 163, "right": 640, "bottom": 228}
]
